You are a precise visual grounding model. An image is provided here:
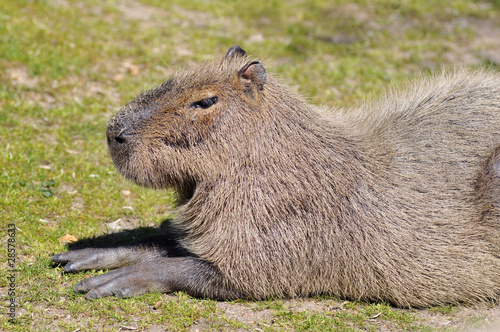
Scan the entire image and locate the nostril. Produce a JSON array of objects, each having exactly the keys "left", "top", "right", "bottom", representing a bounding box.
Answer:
[
  {"left": 115, "top": 135, "right": 126, "bottom": 144},
  {"left": 115, "top": 128, "right": 128, "bottom": 145}
]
